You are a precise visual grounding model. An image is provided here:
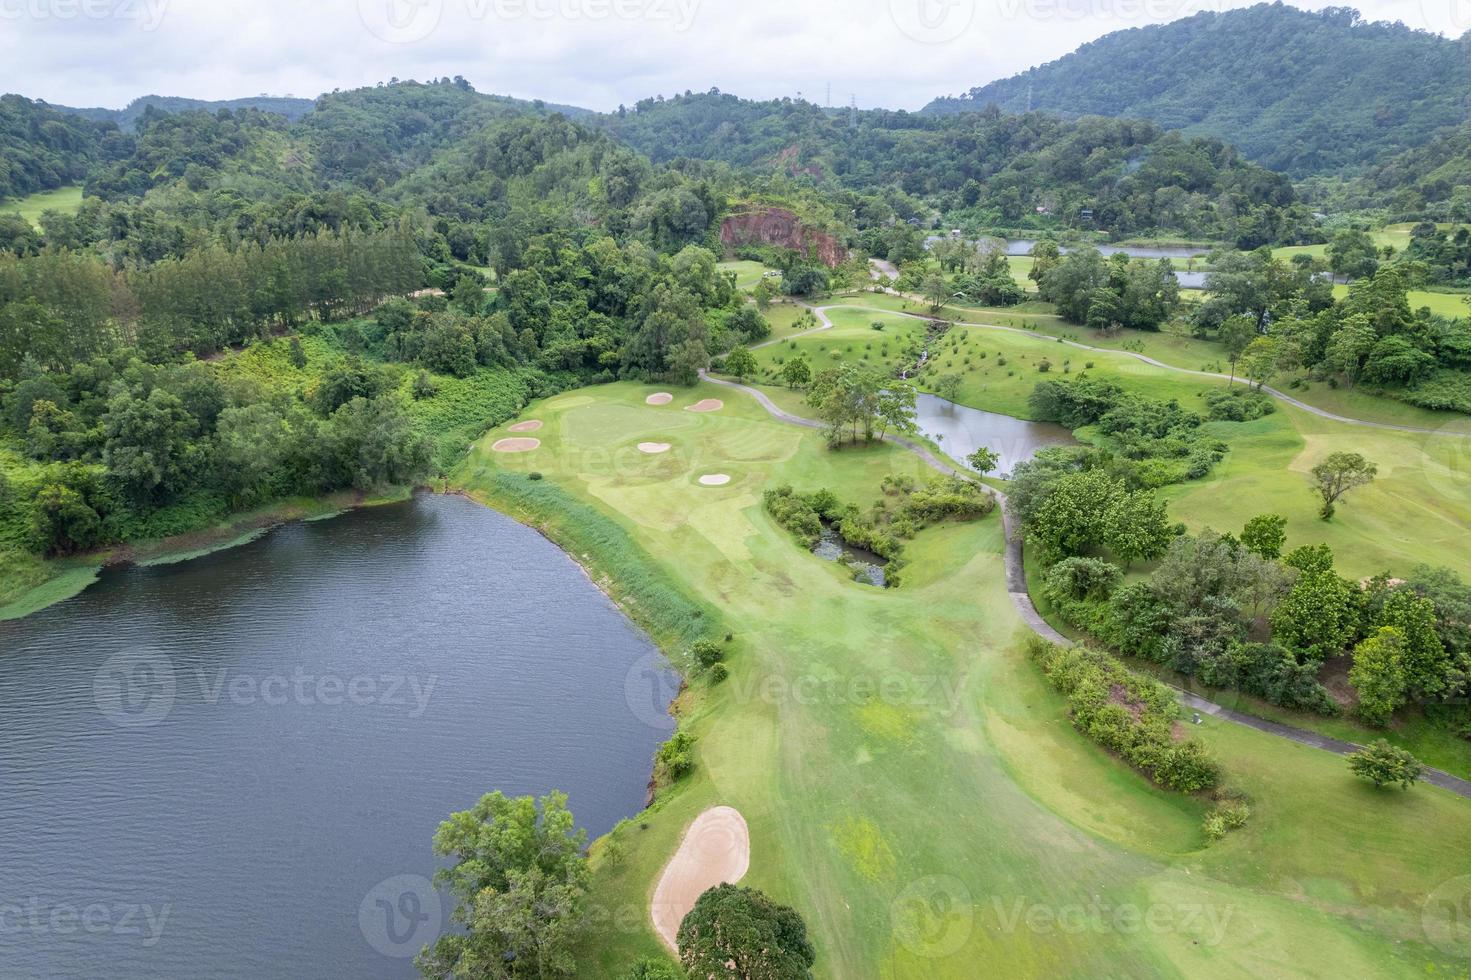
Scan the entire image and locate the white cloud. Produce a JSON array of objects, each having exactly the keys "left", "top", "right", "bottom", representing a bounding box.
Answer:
[{"left": 0, "top": 0, "right": 1458, "bottom": 110}]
